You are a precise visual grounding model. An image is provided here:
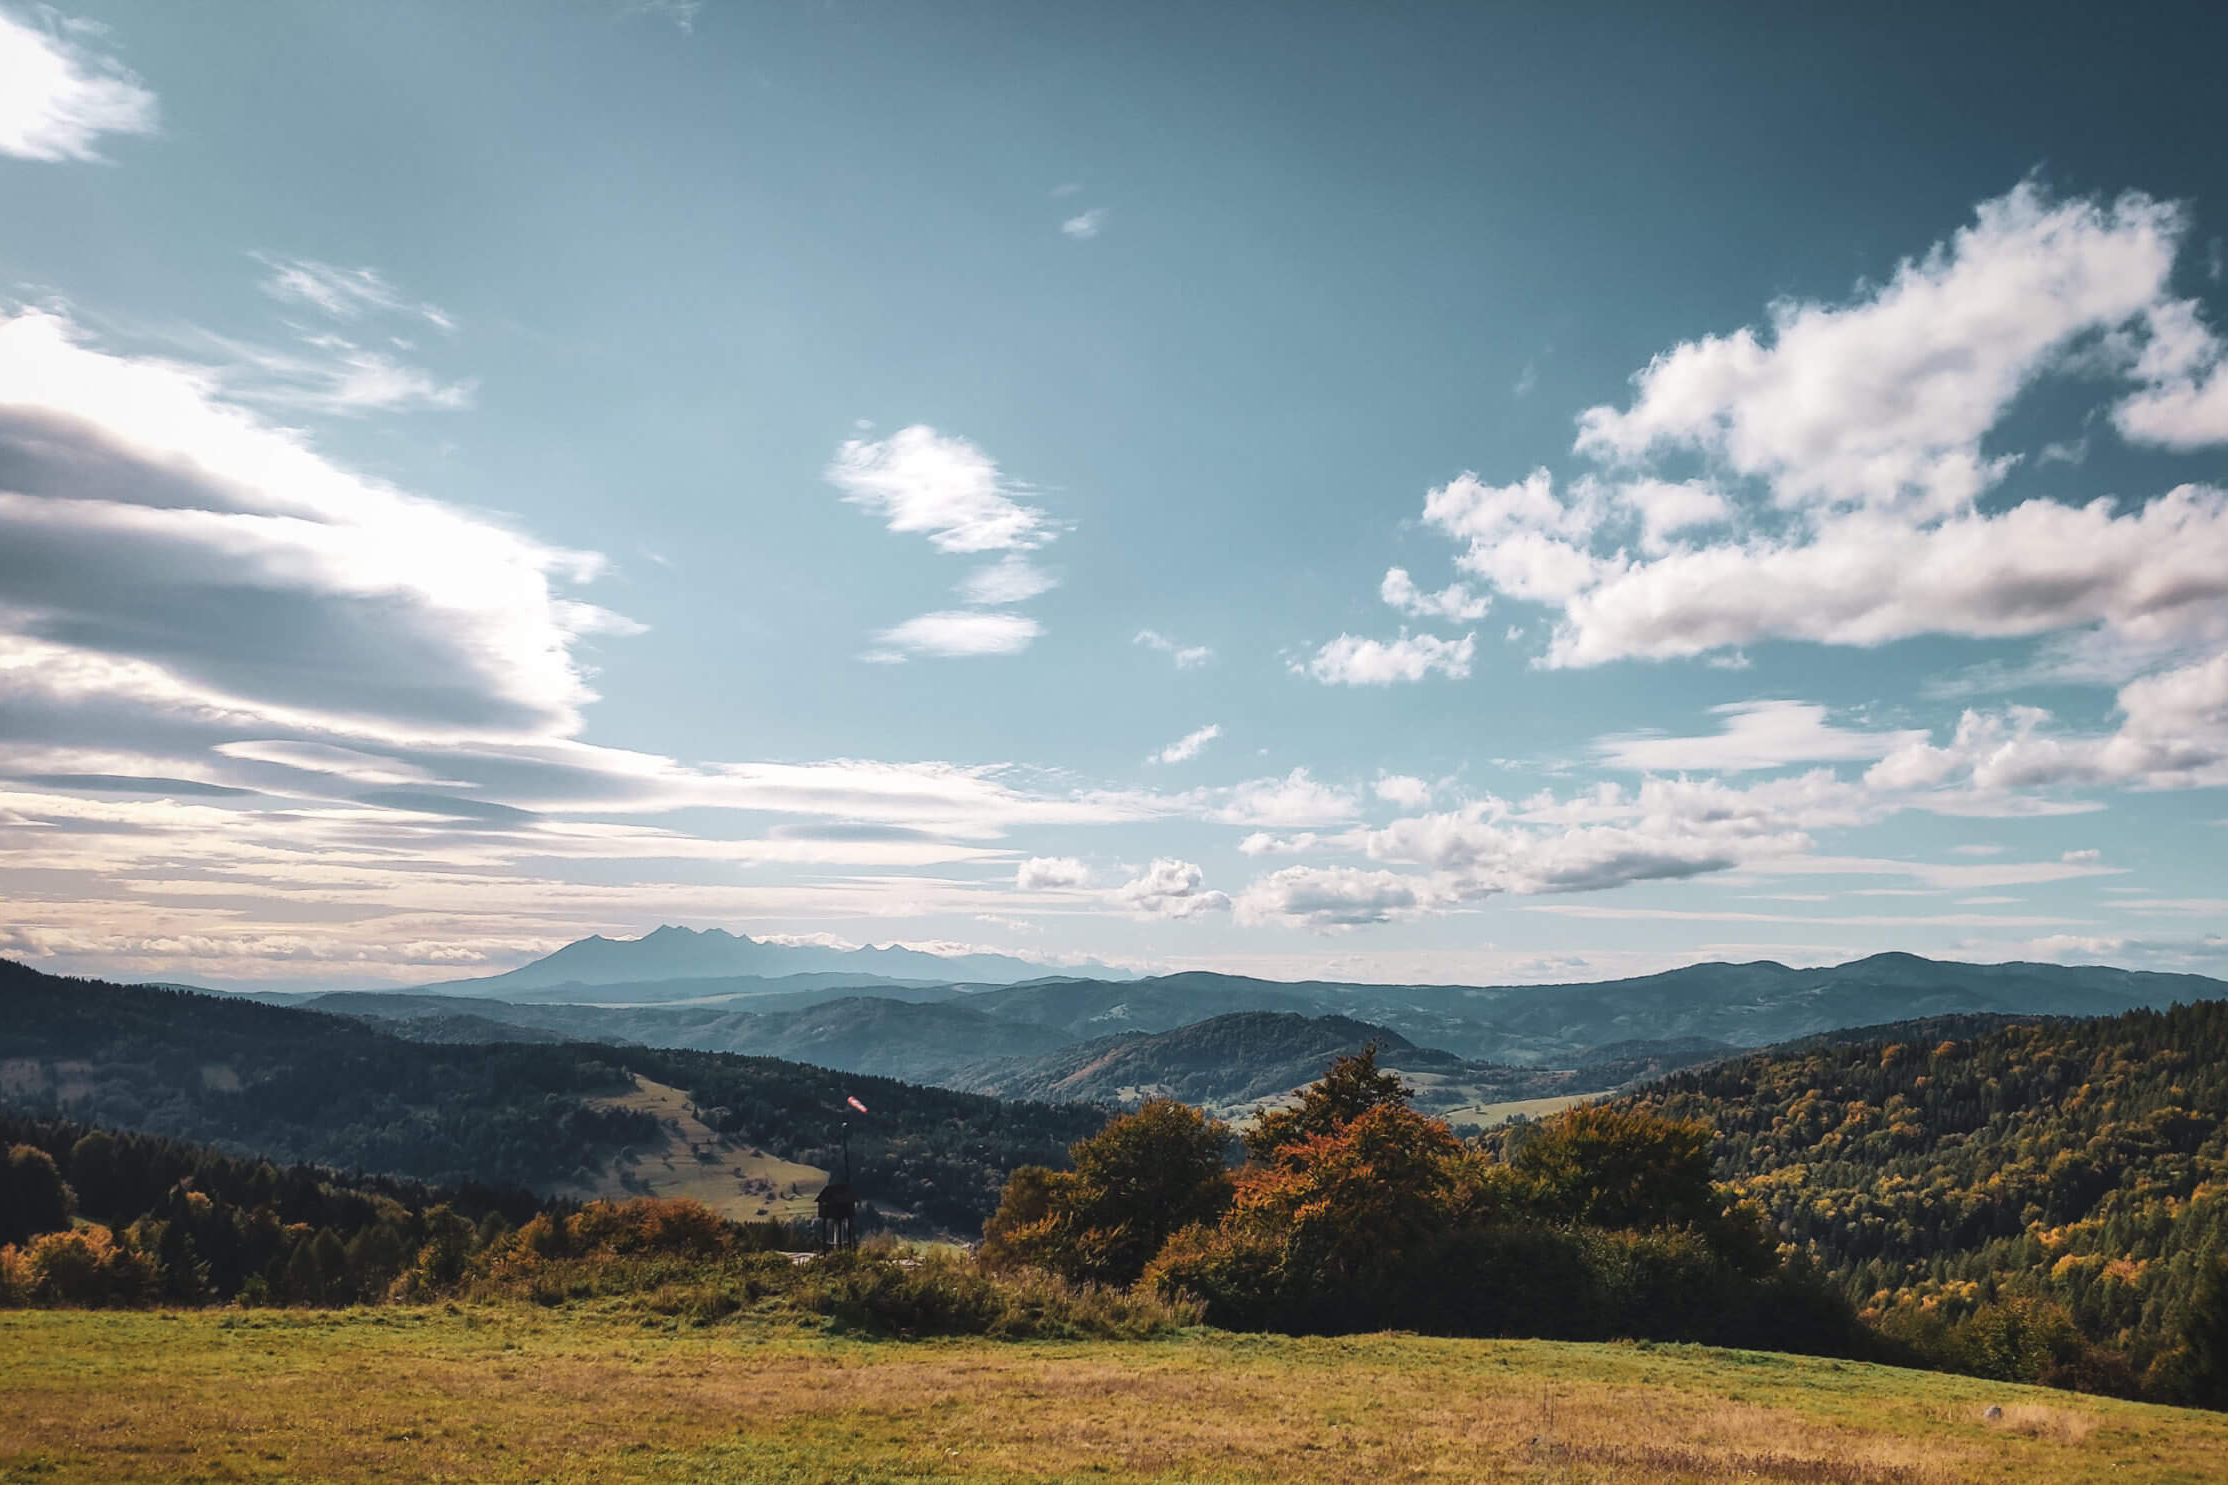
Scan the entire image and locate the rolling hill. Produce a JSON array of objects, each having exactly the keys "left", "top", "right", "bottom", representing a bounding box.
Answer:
[
  {"left": 0, "top": 959, "right": 1102, "bottom": 1233},
  {"left": 1610, "top": 999, "right": 2228, "bottom": 1394},
  {"left": 935, "top": 1010, "right": 1731, "bottom": 1120}
]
